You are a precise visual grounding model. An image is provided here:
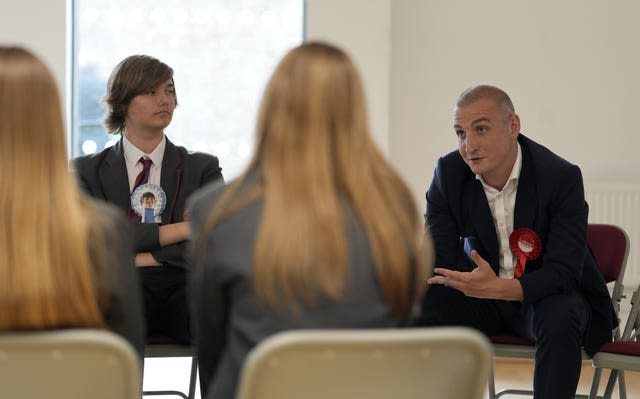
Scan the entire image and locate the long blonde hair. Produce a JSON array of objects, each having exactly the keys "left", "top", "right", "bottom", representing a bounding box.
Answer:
[
  {"left": 0, "top": 47, "right": 108, "bottom": 329},
  {"left": 198, "top": 42, "right": 430, "bottom": 322}
]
